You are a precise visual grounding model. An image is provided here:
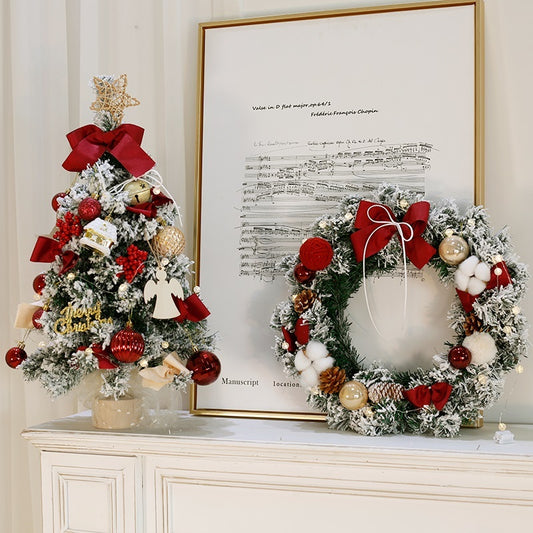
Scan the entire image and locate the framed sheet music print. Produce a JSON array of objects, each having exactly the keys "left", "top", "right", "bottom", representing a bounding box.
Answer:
[{"left": 192, "top": 1, "right": 483, "bottom": 419}]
